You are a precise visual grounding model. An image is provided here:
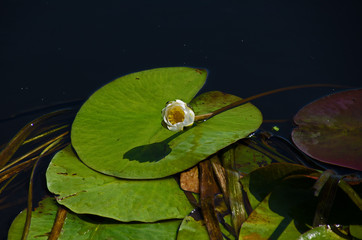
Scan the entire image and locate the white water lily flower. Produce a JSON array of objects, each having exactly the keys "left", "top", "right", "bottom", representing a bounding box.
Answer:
[{"left": 162, "top": 99, "right": 195, "bottom": 132}]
